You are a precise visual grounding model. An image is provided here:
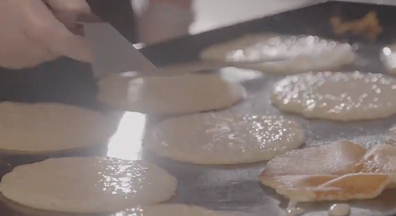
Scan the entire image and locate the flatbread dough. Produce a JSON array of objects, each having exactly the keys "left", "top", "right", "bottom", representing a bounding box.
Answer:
[
  {"left": 0, "top": 102, "right": 114, "bottom": 154},
  {"left": 159, "top": 61, "right": 228, "bottom": 74},
  {"left": 115, "top": 204, "right": 238, "bottom": 216},
  {"left": 200, "top": 34, "right": 355, "bottom": 74},
  {"left": 146, "top": 112, "right": 305, "bottom": 164},
  {"left": 0, "top": 158, "right": 177, "bottom": 213},
  {"left": 271, "top": 71, "right": 396, "bottom": 121},
  {"left": 97, "top": 73, "right": 246, "bottom": 115}
]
